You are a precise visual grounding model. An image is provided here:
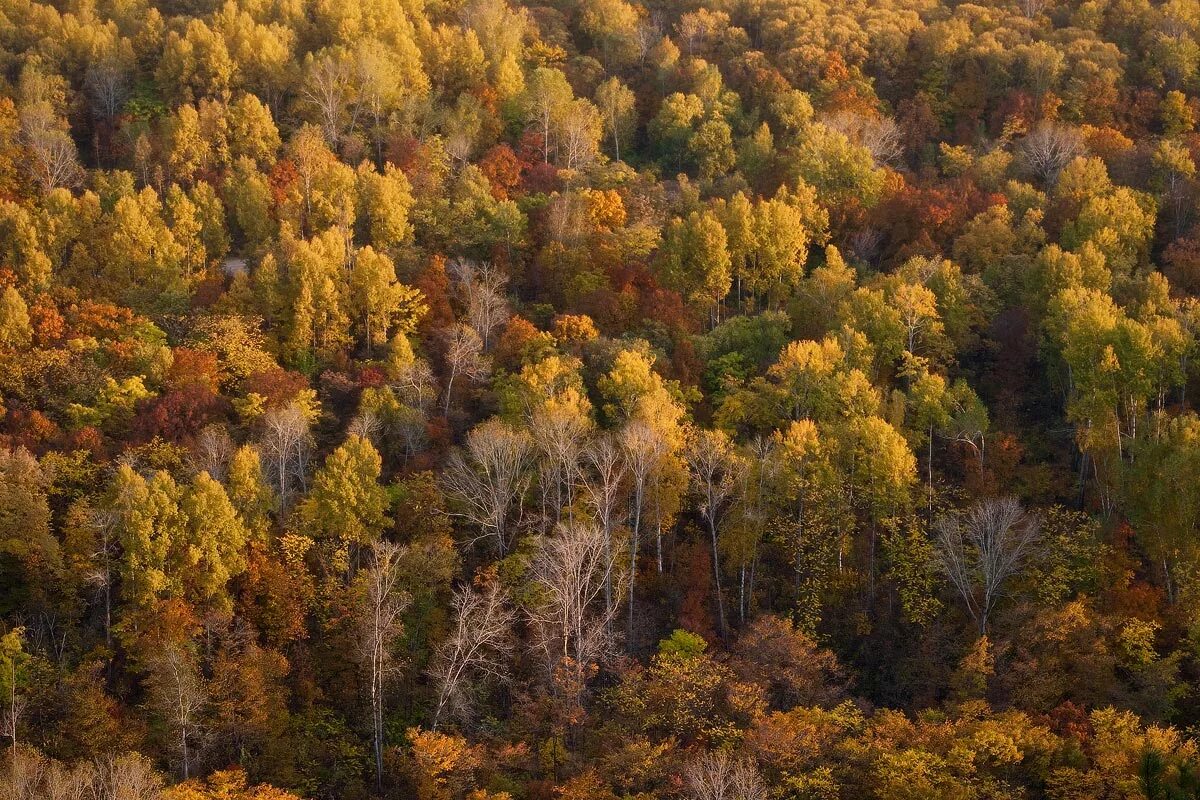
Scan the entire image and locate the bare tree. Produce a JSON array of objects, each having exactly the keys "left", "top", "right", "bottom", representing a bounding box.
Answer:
[
  {"left": 300, "top": 50, "right": 355, "bottom": 146},
  {"left": 440, "top": 324, "right": 491, "bottom": 417},
  {"left": 145, "top": 643, "right": 206, "bottom": 780},
  {"left": 83, "top": 57, "right": 129, "bottom": 167},
  {"left": 394, "top": 356, "right": 439, "bottom": 413},
  {"left": 619, "top": 420, "right": 664, "bottom": 639},
  {"left": 449, "top": 260, "right": 510, "bottom": 350},
  {"left": 4, "top": 748, "right": 96, "bottom": 800},
  {"left": 582, "top": 435, "right": 627, "bottom": 615},
  {"left": 92, "top": 752, "right": 163, "bottom": 800},
  {"left": 687, "top": 429, "right": 744, "bottom": 639},
  {"left": 86, "top": 507, "right": 118, "bottom": 646},
  {"left": 933, "top": 497, "right": 1041, "bottom": 635},
  {"left": 356, "top": 539, "right": 411, "bottom": 790},
  {"left": 443, "top": 419, "right": 533, "bottom": 557},
  {"left": 2, "top": 685, "right": 26, "bottom": 772},
  {"left": 393, "top": 405, "right": 430, "bottom": 464},
  {"left": 429, "top": 579, "right": 515, "bottom": 729},
  {"left": 634, "top": 18, "right": 662, "bottom": 65},
  {"left": 42, "top": 759, "right": 92, "bottom": 800},
  {"left": 821, "top": 111, "right": 905, "bottom": 166},
  {"left": 19, "top": 105, "right": 83, "bottom": 193},
  {"left": 4, "top": 744, "right": 47, "bottom": 800},
  {"left": 683, "top": 751, "right": 769, "bottom": 800},
  {"left": 532, "top": 404, "right": 591, "bottom": 528},
  {"left": 1020, "top": 122, "right": 1085, "bottom": 185},
  {"left": 84, "top": 59, "right": 130, "bottom": 124},
  {"left": 347, "top": 410, "right": 384, "bottom": 447},
  {"left": 191, "top": 425, "right": 234, "bottom": 482},
  {"left": 258, "top": 403, "right": 313, "bottom": 509},
  {"left": 736, "top": 437, "right": 776, "bottom": 625},
  {"left": 1018, "top": 0, "right": 1052, "bottom": 18},
  {"left": 528, "top": 523, "right": 619, "bottom": 715}
]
